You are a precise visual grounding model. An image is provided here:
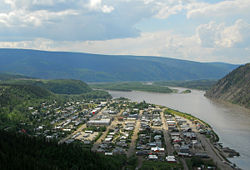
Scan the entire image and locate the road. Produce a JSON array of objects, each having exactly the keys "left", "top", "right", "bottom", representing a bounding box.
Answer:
[
  {"left": 160, "top": 111, "right": 174, "bottom": 155},
  {"left": 198, "top": 133, "right": 234, "bottom": 170},
  {"left": 127, "top": 110, "right": 143, "bottom": 157},
  {"left": 161, "top": 110, "right": 189, "bottom": 170},
  {"left": 186, "top": 119, "right": 234, "bottom": 170}
]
